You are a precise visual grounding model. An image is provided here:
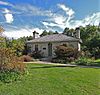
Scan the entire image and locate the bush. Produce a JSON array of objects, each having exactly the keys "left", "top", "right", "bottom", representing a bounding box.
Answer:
[
  {"left": 54, "top": 45, "right": 80, "bottom": 62},
  {"left": 51, "top": 58, "right": 65, "bottom": 63},
  {"left": 74, "top": 57, "right": 96, "bottom": 66},
  {"left": 0, "top": 70, "right": 22, "bottom": 83},
  {"left": 30, "top": 50, "right": 43, "bottom": 59},
  {"left": 52, "top": 57, "right": 75, "bottom": 64},
  {"left": 0, "top": 48, "right": 25, "bottom": 83},
  {"left": 20, "top": 55, "right": 32, "bottom": 62},
  {"left": 0, "top": 48, "right": 25, "bottom": 72}
]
